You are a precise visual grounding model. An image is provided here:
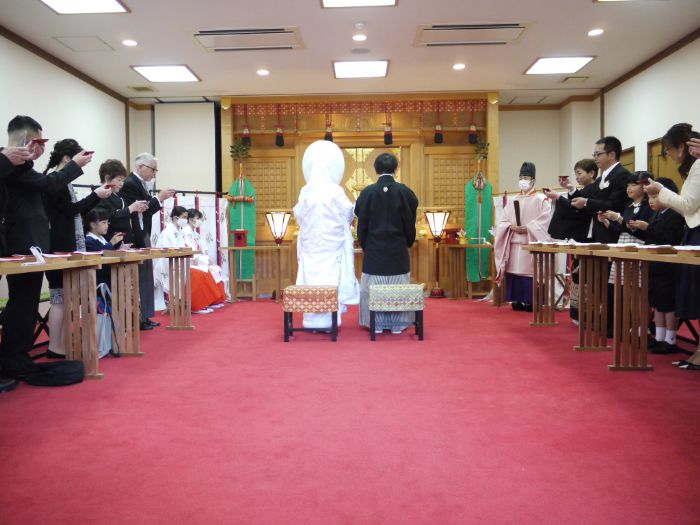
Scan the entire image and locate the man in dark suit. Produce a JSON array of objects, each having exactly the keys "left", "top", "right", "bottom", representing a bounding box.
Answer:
[
  {"left": 570, "top": 136, "right": 631, "bottom": 335},
  {"left": 570, "top": 136, "right": 631, "bottom": 243},
  {"left": 0, "top": 115, "right": 92, "bottom": 382},
  {"left": 0, "top": 140, "right": 33, "bottom": 392},
  {"left": 119, "top": 153, "right": 175, "bottom": 330},
  {"left": 354, "top": 152, "right": 419, "bottom": 333}
]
